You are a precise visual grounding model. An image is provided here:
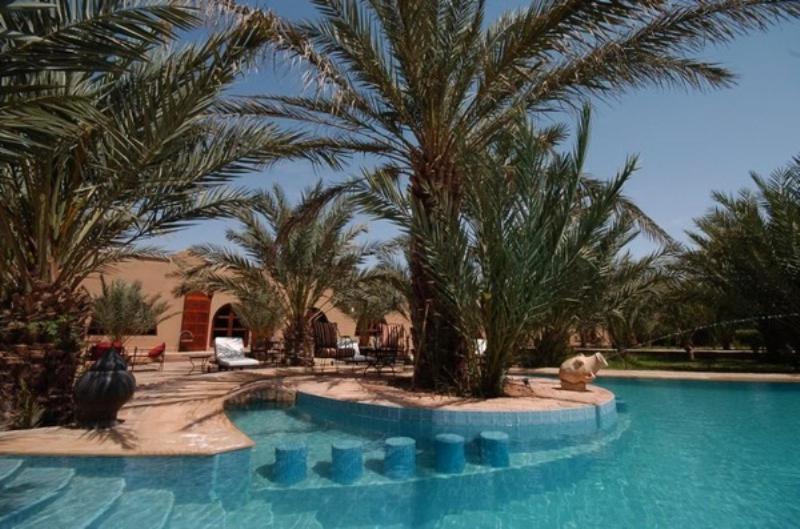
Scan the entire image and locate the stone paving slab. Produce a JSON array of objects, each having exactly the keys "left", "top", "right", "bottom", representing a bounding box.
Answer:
[{"left": 0, "top": 363, "right": 275, "bottom": 457}]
